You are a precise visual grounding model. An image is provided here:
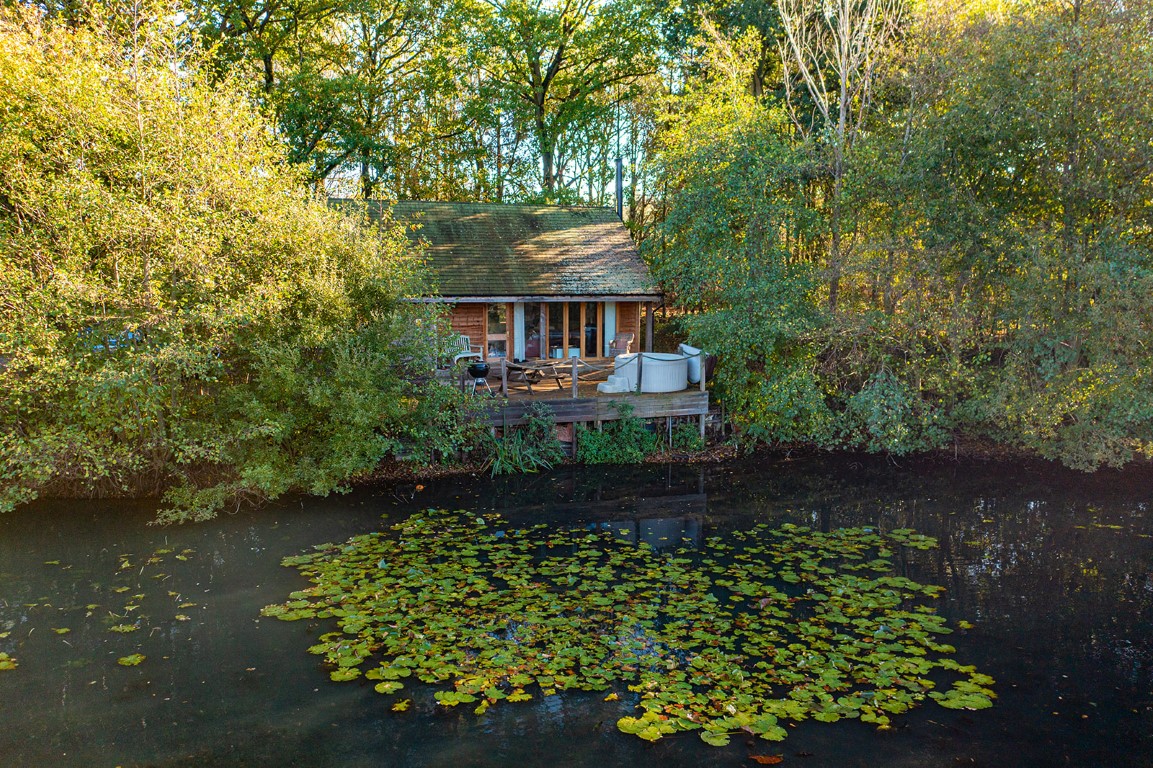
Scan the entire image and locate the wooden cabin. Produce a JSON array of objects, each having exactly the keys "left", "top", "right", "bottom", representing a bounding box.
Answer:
[{"left": 341, "top": 200, "right": 661, "bottom": 362}]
